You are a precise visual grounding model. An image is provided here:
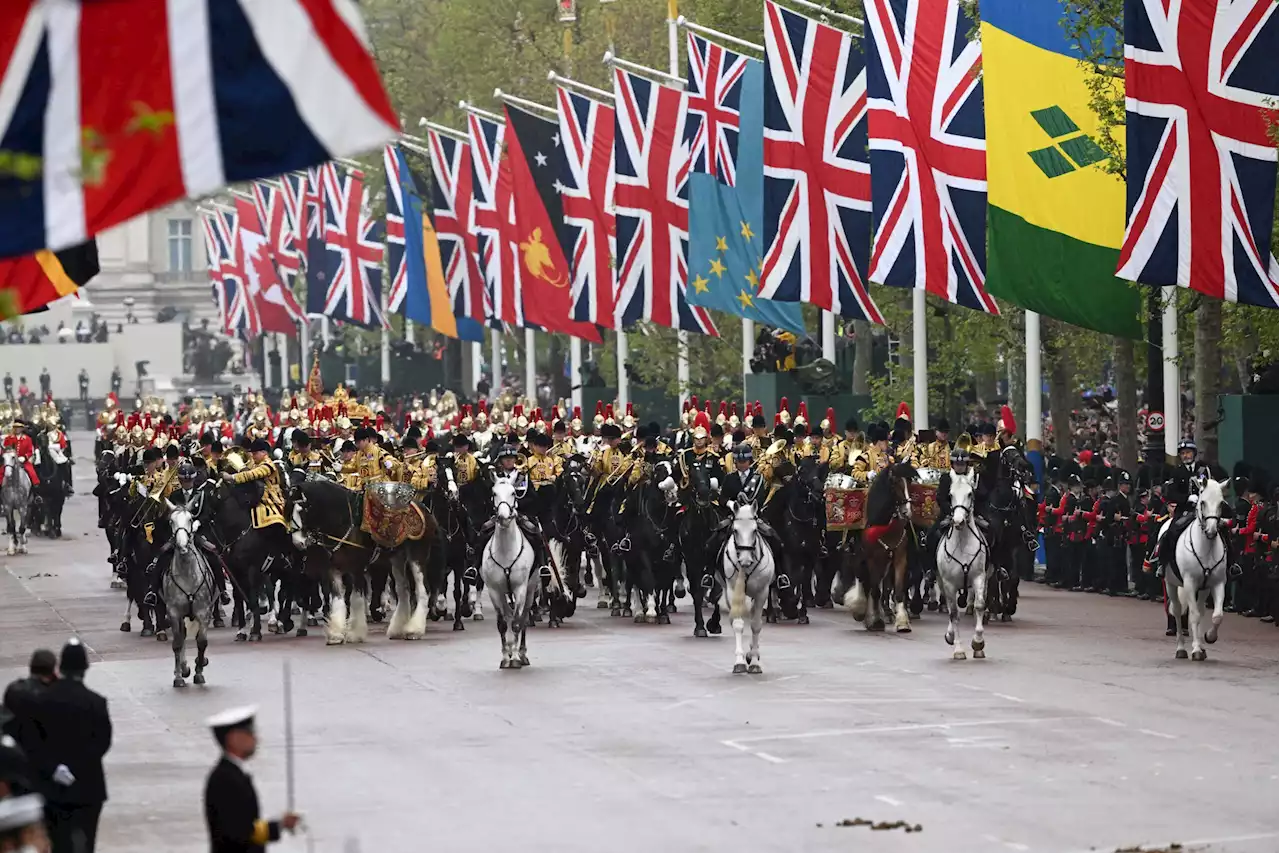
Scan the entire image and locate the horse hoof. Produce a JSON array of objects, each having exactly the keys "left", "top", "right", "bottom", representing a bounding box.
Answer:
[
  {"left": 944, "top": 631, "right": 955, "bottom": 646},
  {"left": 499, "top": 659, "right": 511, "bottom": 669},
  {"left": 896, "top": 623, "right": 912, "bottom": 634},
  {"left": 369, "top": 610, "right": 385, "bottom": 624},
  {"left": 1191, "top": 649, "right": 1207, "bottom": 661},
  {"left": 307, "top": 616, "right": 319, "bottom": 627},
  {"left": 1205, "top": 629, "right": 1218, "bottom": 645},
  {"left": 326, "top": 637, "right": 344, "bottom": 646},
  {"left": 296, "top": 628, "right": 308, "bottom": 638},
  {"left": 453, "top": 622, "right": 465, "bottom": 631},
  {"left": 634, "top": 613, "right": 646, "bottom": 624},
  {"left": 797, "top": 615, "right": 810, "bottom": 625},
  {"left": 667, "top": 603, "right": 678, "bottom": 614},
  {"left": 1000, "top": 613, "right": 1012, "bottom": 623},
  {"left": 694, "top": 627, "right": 708, "bottom": 638},
  {"left": 952, "top": 650, "right": 967, "bottom": 661},
  {"left": 519, "top": 655, "right": 530, "bottom": 666},
  {"left": 235, "top": 633, "right": 248, "bottom": 643},
  {"left": 597, "top": 600, "right": 611, "bottom": 609},
  {"left": 155, "top": 631, "right": 168, "bottom": 642},
  {"left": 732, "top": 663, "right": 748, "bottom": 674},
  {"left": 119, "top": 621, "right": 131, "bottom": 633},
  {"left": 193, "top": 674, "right": 206, "bottom": 685},
  {"left": 610, "top": 607, "right": 621, "bottom": 617},
  {"left": 575, "top": 588, "right": 588, "bottom": 599},
  {"left": 818, "top": 600, "right": 833, "bottom": 609},
  {"left": 708, "top": 623, "right": 722, "bottom": 635},
  {"left": 868, "top": 621, "right": 885, "bottom": 633},
  {"left": 622, "top": 607, "right": 633, "bottom": 618},
  {"left": 972, "top": 648, "right": 986, "bottom": 659},
  {"left": 173, "top": 677, "right": 186, "bottom": 688},
  {"left": 213, "top": 617, "right": 225, "bottom": 629},
  {"left": 1175, "top": 649, "right": 1188, "bottom": 659},
  {"left": 472, "top": 613, "right": 484, "bottom": 622}
]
